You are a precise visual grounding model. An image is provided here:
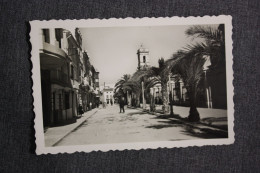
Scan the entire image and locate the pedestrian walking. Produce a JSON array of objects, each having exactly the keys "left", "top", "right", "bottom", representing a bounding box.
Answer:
[
  {"left": 110, "top": 99, "right": 113, "bottom": 106},
  {"left": 102, "top": 101, "right": 106, "bottom": 109},
  {"left": 90, "top": 102, "right": 92, "bottom": 110},
  {"left": 96, "top": 100, "right": 100, "bottom": 108},
  {"left": 119, "top": 97, "right": 125, "bottom": 113},
  {"left": 78, "top": 104, "right": 84, "bottom": 117}
]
